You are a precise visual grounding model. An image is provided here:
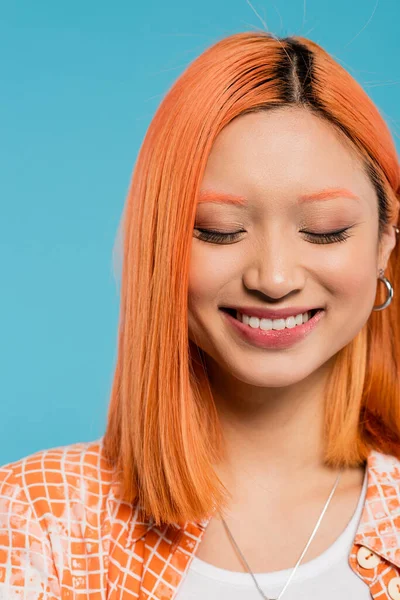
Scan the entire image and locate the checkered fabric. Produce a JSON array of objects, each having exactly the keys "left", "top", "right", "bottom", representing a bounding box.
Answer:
[{"left": 1, "top": 438, "right": 400, "bottom": 599}]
